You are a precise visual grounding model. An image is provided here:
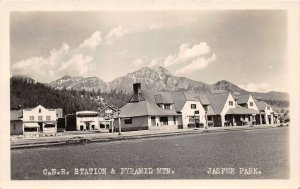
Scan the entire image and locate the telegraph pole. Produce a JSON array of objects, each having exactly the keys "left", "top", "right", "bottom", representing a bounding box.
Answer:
[{"left": 118, "top": 107, "right": 121, "bottom": 135}]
